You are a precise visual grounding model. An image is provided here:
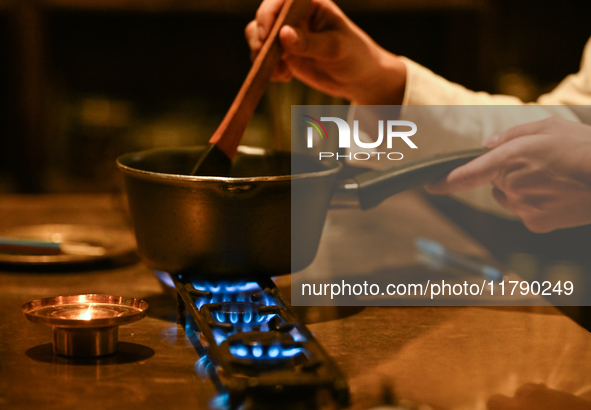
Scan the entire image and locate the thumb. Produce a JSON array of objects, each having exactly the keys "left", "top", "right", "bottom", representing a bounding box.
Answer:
[{"left": 279, "top": 25, "right": 339, "bottom": 60}]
